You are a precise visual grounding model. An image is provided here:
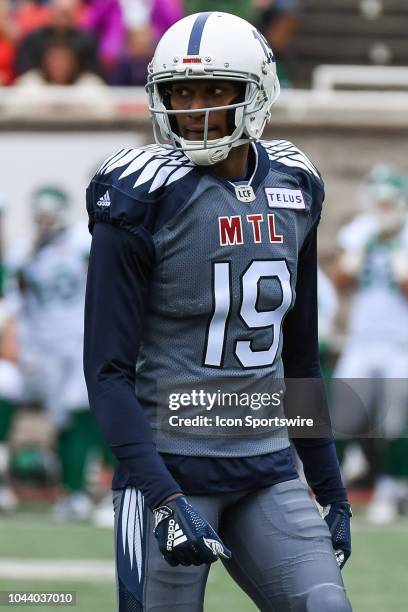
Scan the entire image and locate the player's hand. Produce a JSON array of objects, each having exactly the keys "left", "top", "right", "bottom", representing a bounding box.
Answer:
[
  {"left": 153, "top": 495, "right": 231, "bottom": 567},
  {"left": 323, "top": 501, "right": 352, "bottom": 569}
]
